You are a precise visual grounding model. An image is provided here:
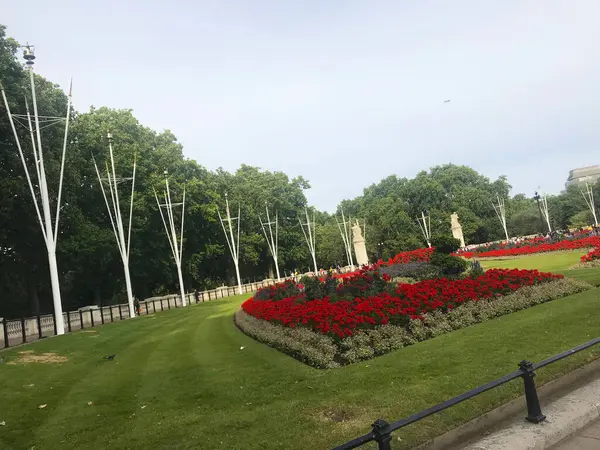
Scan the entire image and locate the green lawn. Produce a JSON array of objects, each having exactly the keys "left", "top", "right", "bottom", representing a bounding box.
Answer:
[
  {"left": 480, "top": 251, "right": 600, "bottom": 286},
  {"left": 479, "top": 251, "right": 586, "bottom": 272},
  {"left": 2, "top": 281, "right": 600, "bottom": 449}
]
